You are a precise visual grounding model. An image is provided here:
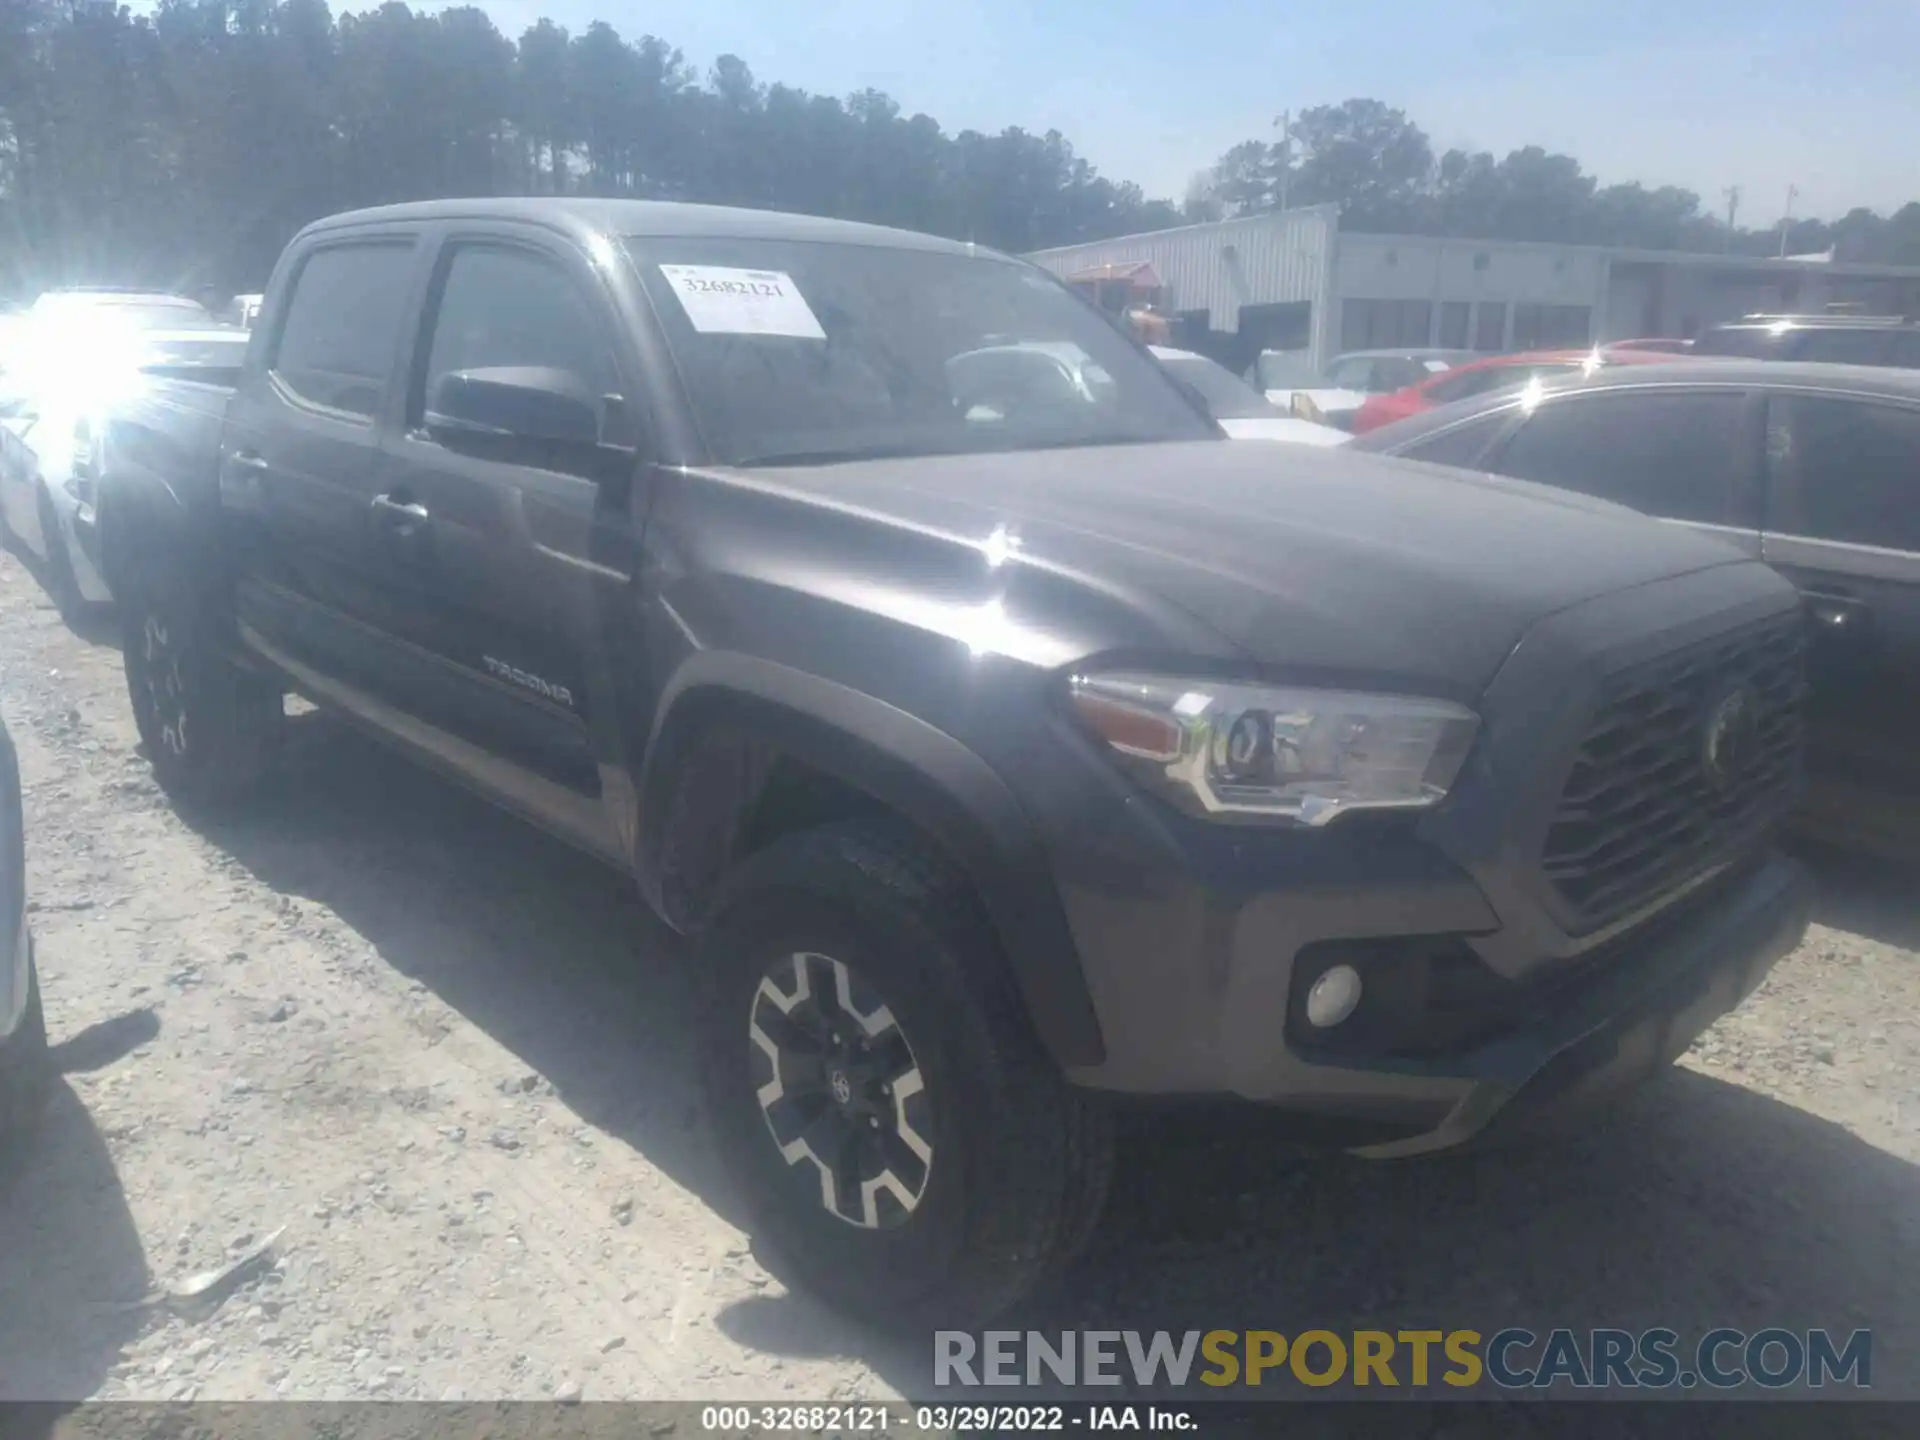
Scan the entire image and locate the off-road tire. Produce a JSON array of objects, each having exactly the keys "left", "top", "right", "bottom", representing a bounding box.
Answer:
[
  {"left": 122, "top": 572, "right": 281, "bottom": 811},
  {"left": 698, "top": 822, "right": 1113, "bottom": 1329},
  {"left": 0, "top": 944, "right": 51, "bottom": 1157}
]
